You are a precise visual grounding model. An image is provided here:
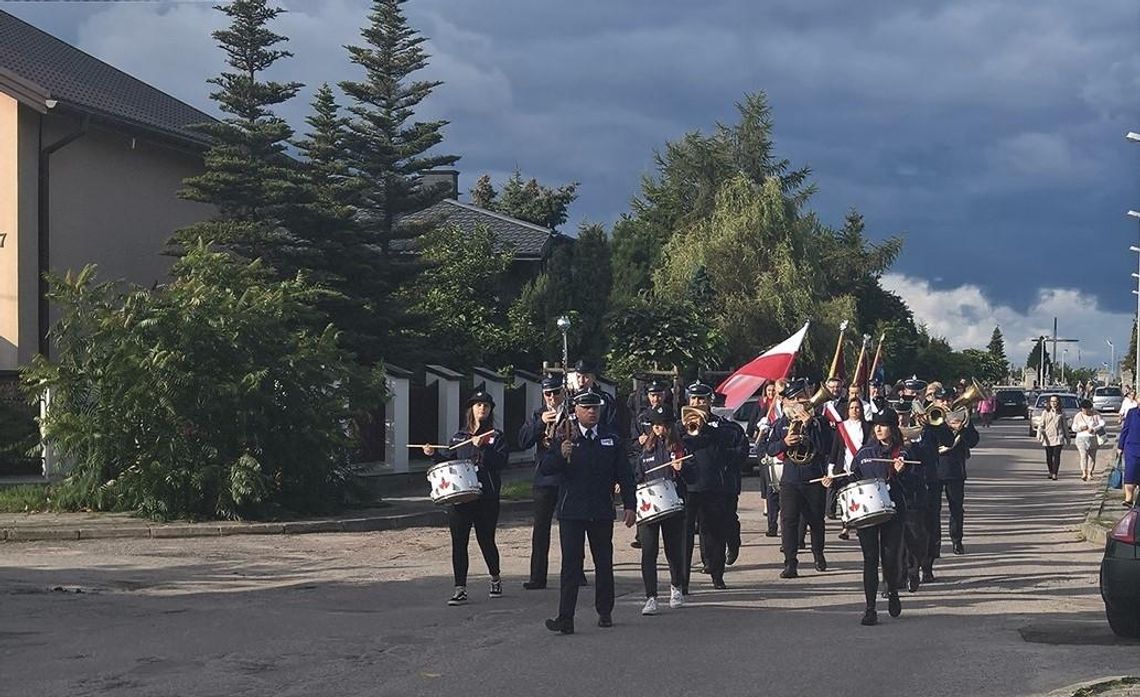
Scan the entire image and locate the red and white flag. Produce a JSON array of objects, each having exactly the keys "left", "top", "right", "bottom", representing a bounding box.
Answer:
[{"left": 716, "top": 322, "right": 810, "bottom": 410}]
